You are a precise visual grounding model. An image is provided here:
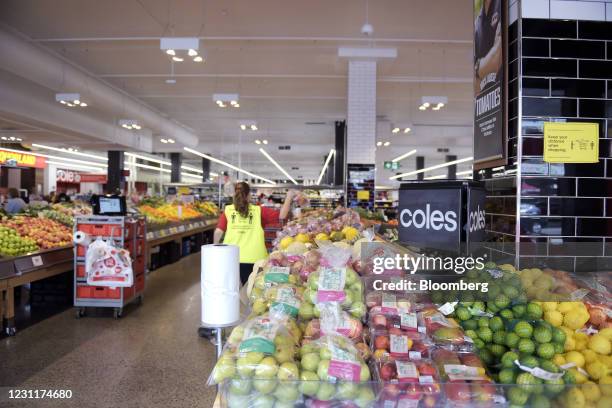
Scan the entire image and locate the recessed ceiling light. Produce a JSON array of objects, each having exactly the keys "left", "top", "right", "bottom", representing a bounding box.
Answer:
[
  {"left": 193, "top": 56, "right": 203, "bottom": 62},
  {"left": 376, "top": 141, "right": 382, "bottom": 147},
  {"left": 255, "top": 139, "right": 261, "bottom": 144},
  {"left": 404, "top": 127, "right": 411, "bottom": 133},
  {"left": 167, "top": 138, "right": 175, "bottom": 144},
  {"left": 240, "top": 124, "right": 247, "bottom": 130},
  {"left": 262, "top": 140, "right": 268, "bottom": 145},
  {"left": 383, "top": 141, "right": 391, "bottom": 147},
  {"left": 419, "top": 105, "right": 427, "bottom": 110},
  {"left": 166, "top": 49, "right": 176, "bottom": 56},
  {"left": 392, "top": 127, "right": 400, "bottom": 133},
  {"left": 188, "top": 49, "right": 198, "bottom": 57},
  {"left": 172, "top": 56, "right": 184, "bottom": 62},
  {"left": 160, "top": 139, "right": 168, "bottom": 143}
]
